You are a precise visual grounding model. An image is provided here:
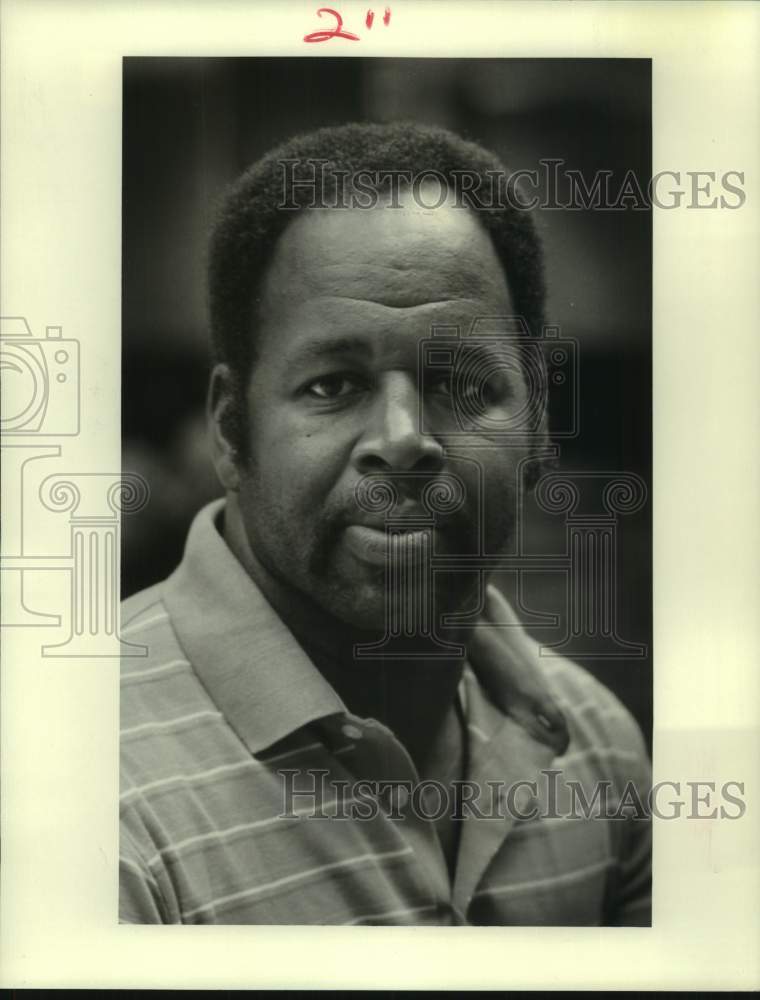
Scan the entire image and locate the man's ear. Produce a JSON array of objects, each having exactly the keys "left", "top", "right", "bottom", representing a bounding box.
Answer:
[{"left": 207, "top": 363, "right": 243, "bottom": 492}]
